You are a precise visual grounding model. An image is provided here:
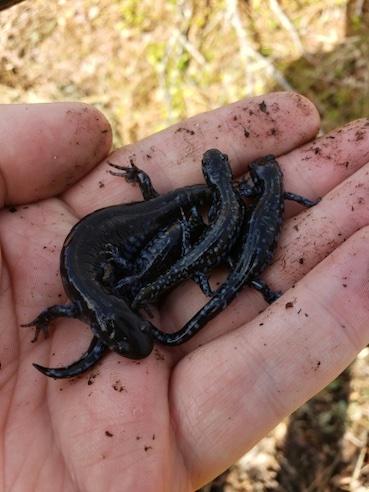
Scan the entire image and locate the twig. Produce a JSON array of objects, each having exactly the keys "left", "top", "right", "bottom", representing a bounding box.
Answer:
[
  {"left": 177, "top": 32, "right": 206, "bottom": 66},
  {"left": 226, "top": 0, "right": 293, "bottom": 93},
  {"left": 350, "top": 429, "right": 368, "bottom": 489},
  {"left": 268, "top": 0, "right": 305, "bottom": 57}
]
